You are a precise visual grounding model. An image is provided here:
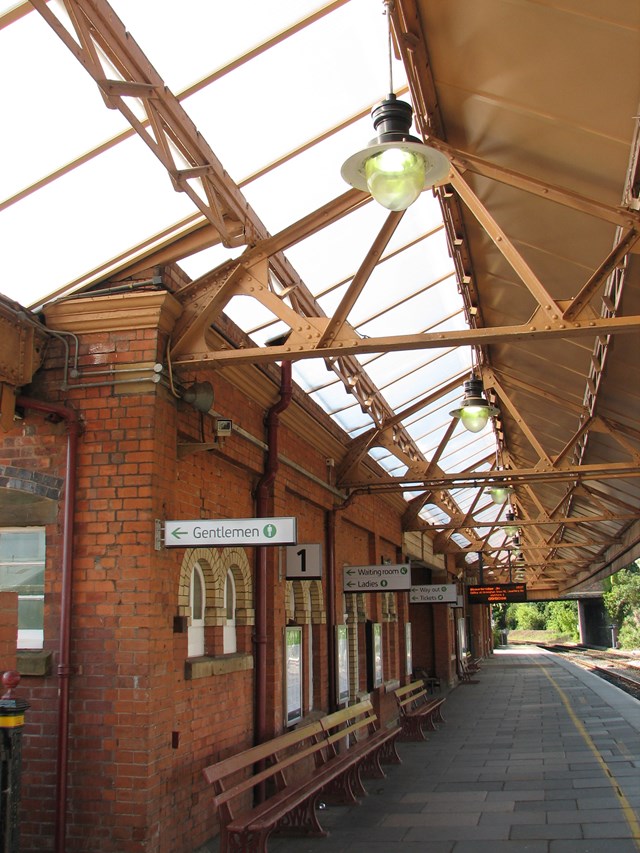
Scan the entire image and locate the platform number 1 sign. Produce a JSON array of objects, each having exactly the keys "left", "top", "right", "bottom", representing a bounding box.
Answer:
[{"left": 285, "top": 543, "right": 322, "bottom": 579}]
